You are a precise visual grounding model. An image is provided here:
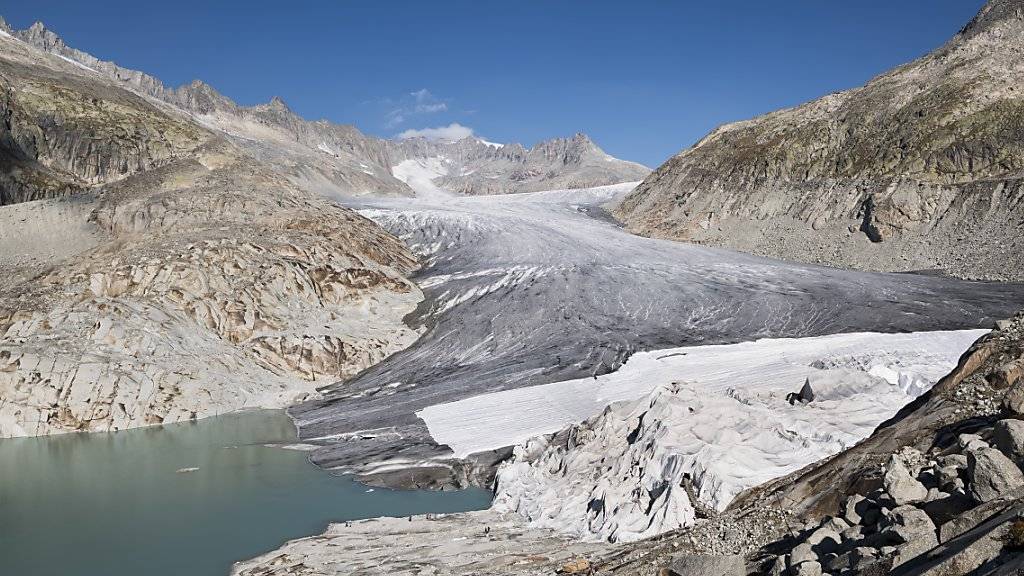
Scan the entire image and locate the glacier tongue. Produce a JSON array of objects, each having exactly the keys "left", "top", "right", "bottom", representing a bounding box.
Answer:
[
  {"left": 479, "top": 329, "right": 984, "bottom": 543},
  {"left": 291, "top": 183, "right": 1023, "bottom": 487}
]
